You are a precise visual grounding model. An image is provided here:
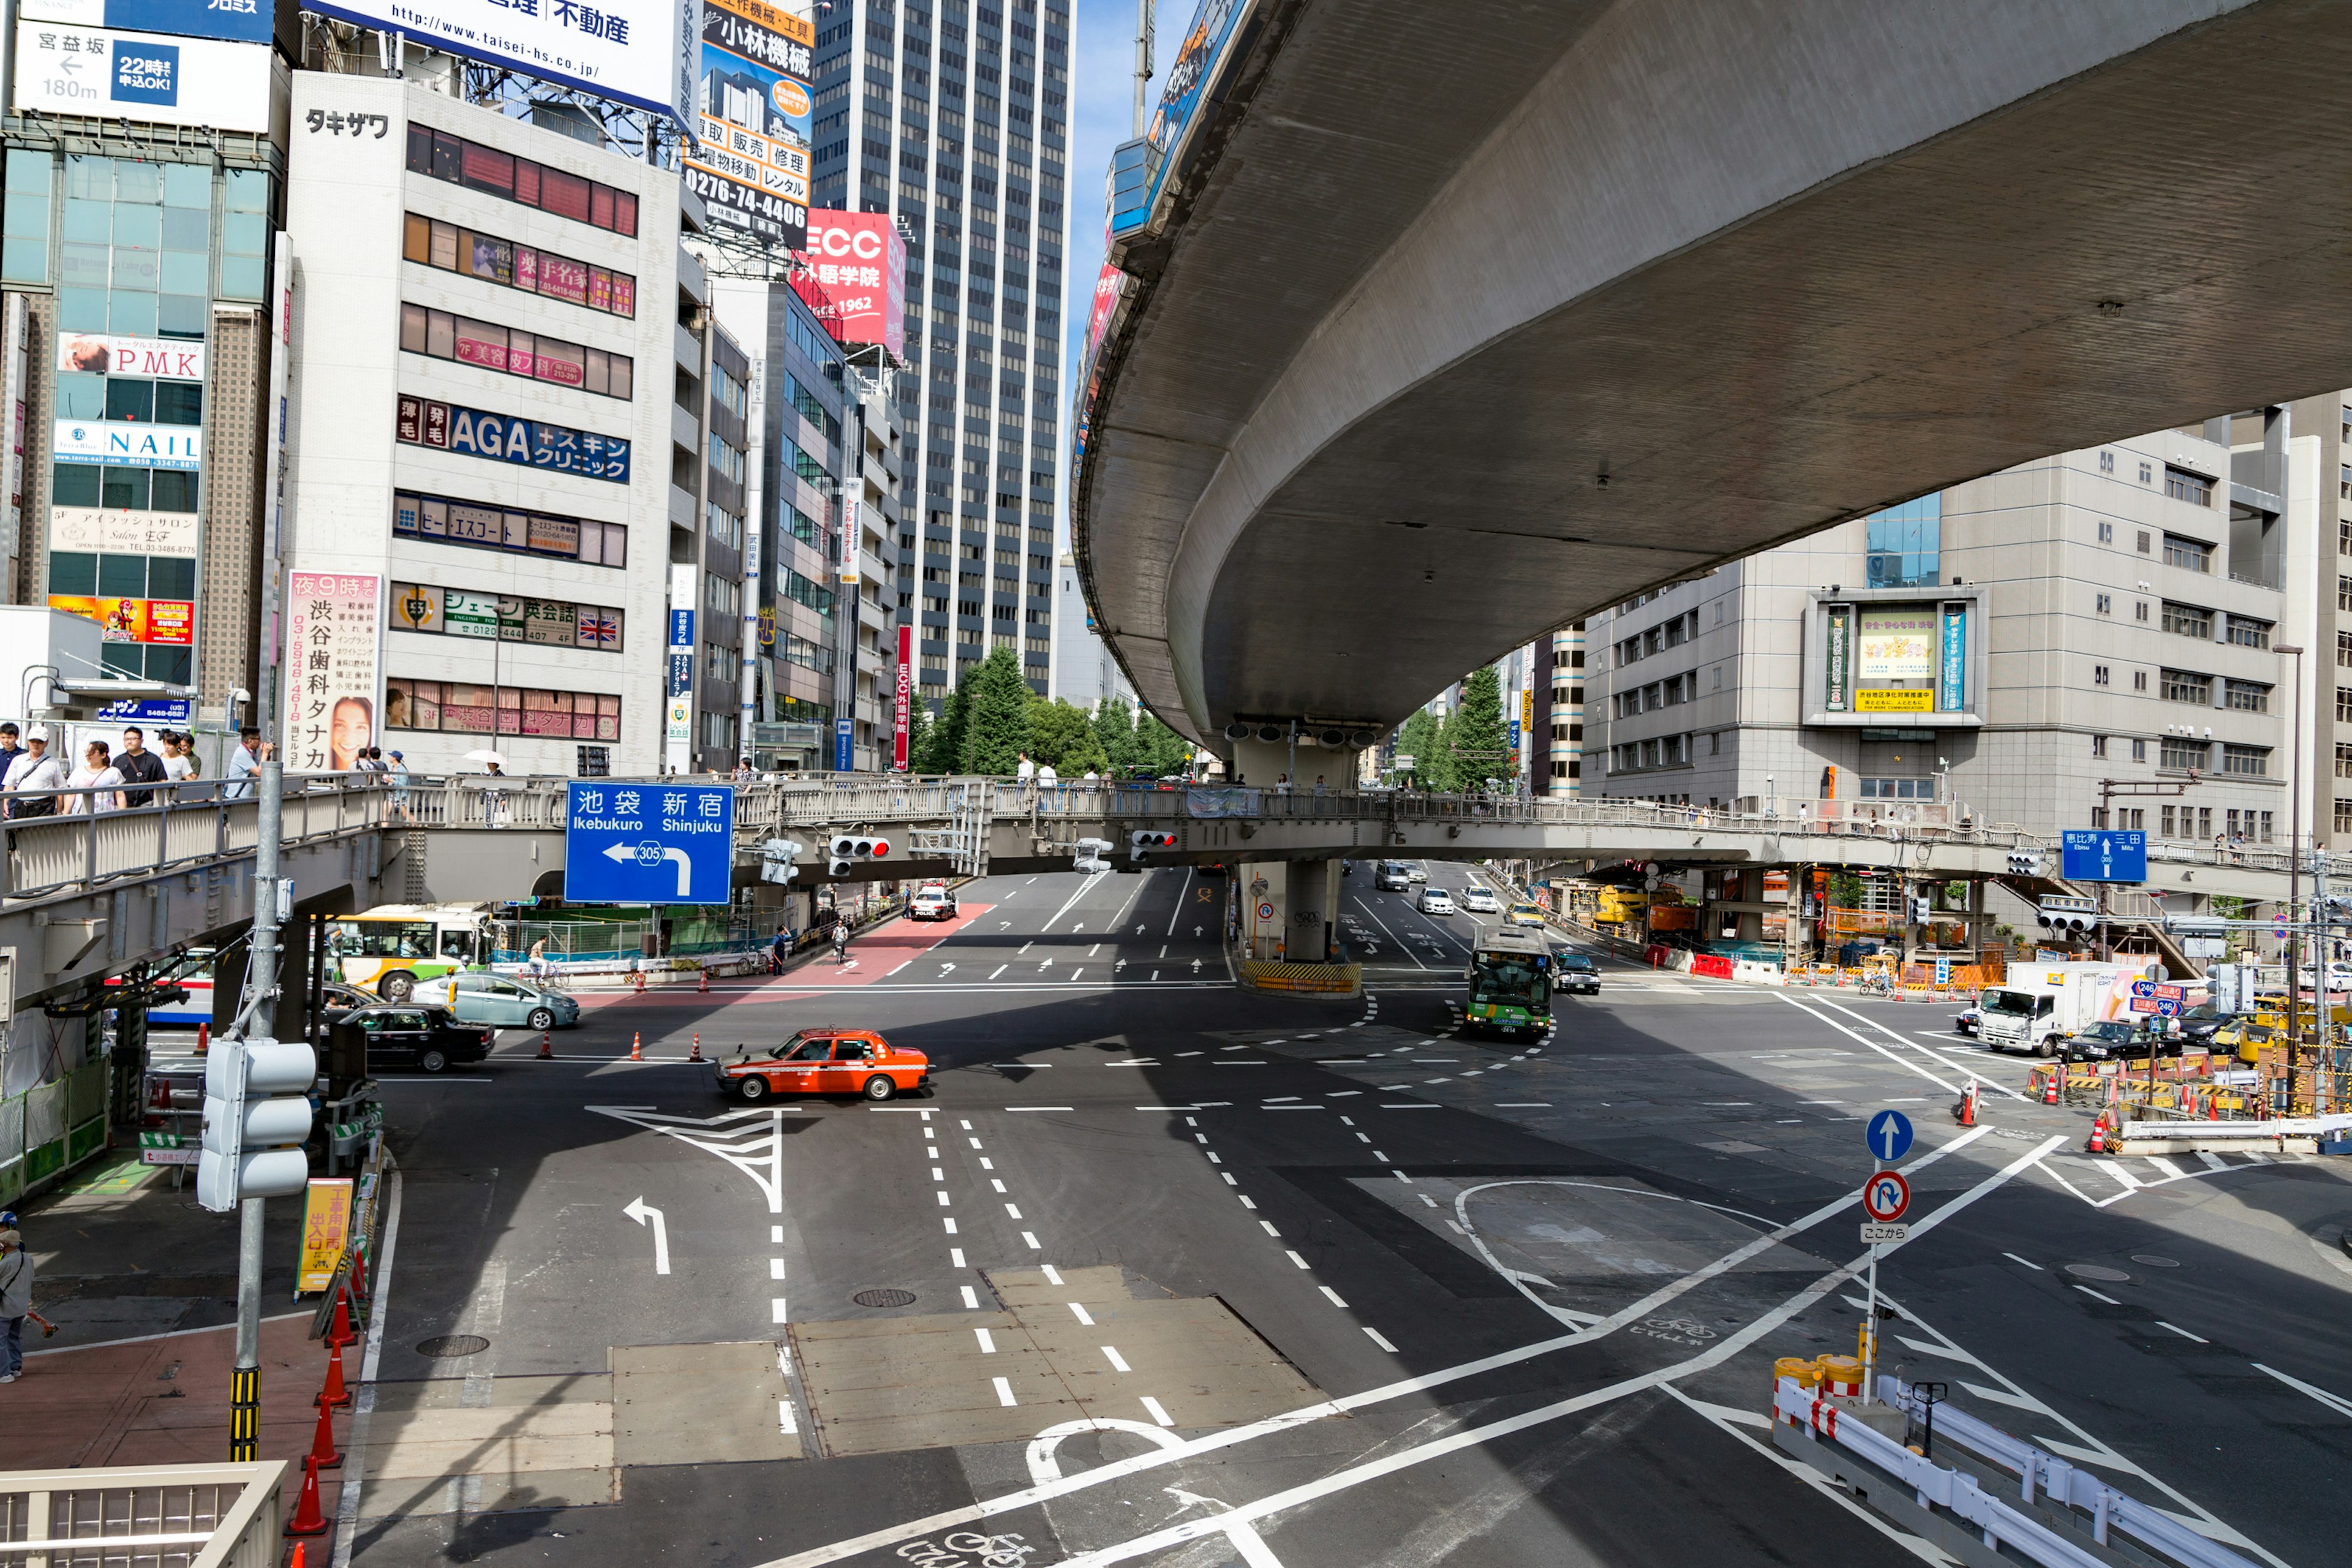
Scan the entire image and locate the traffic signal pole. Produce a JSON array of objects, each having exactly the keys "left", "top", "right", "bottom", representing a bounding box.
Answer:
[{"left": 229, "top": 758, "right": 284, "bottom": 1462}]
